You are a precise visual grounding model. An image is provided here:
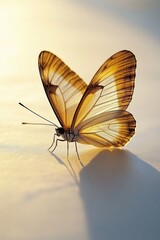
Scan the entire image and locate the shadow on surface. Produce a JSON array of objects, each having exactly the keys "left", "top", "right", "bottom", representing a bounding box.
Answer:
[{"left": 80, "top": 149, "right": 160, "bottom": 240}]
